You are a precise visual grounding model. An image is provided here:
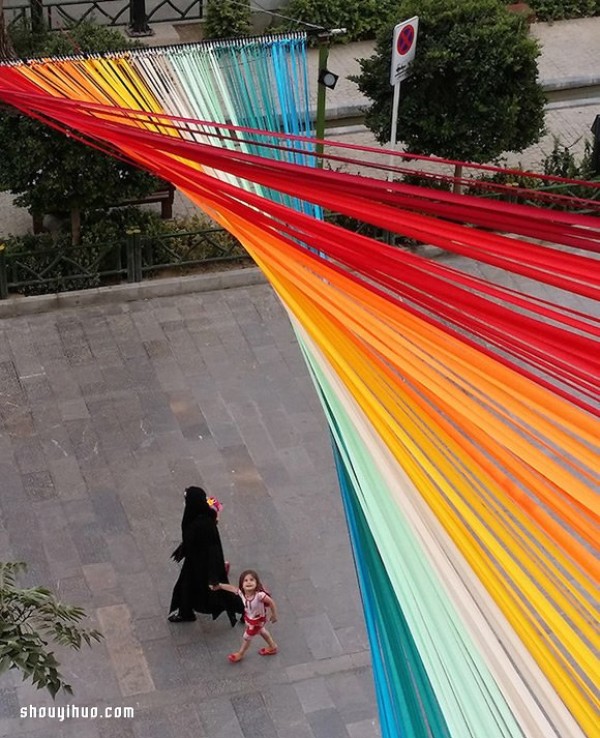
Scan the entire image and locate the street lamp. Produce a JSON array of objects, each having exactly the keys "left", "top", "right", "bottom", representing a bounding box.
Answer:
[{"left": 318, "top": 69, "right": 339, "bottom": 89}]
